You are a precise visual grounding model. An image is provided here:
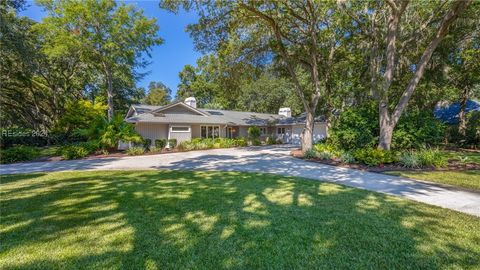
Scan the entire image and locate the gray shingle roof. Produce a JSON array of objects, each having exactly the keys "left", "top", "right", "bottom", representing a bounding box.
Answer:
[{"left": 126, "top": 103, "right": 324, "bottom": 126}]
